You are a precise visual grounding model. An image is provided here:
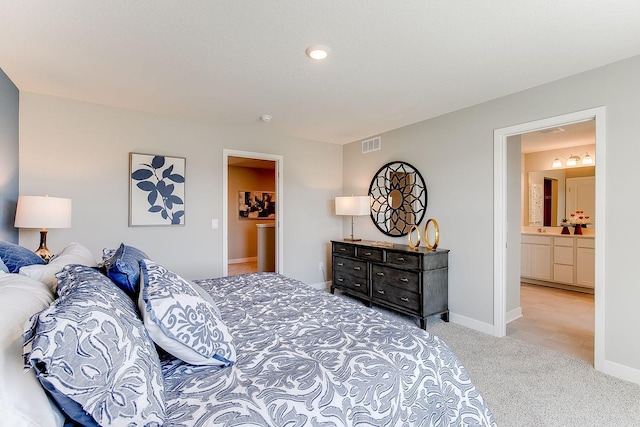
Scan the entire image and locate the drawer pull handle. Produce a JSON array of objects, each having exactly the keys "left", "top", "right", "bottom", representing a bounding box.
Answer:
[
  {"left": 354, "top": 283, "right": 362, "bottom": 287},
  {"left": 353, "top": 266, "right": 361, "bottom": 270},
  {"left": 400, "top": 297, "right": 409, "bottom": 302},
  {"left": 340, "top": 248, "right": 346, "bottom": 251},
  {"left": 377, "top": 290, "right": 385, "bottom": 295},
  {"left": 377, "top": 272, "right": 384, "bottom": 276},
  {"left": 337, "top": 278, "right": 344, "bottom": 282},
  {"left": 400, "top": 278, "right": 409, "bottom": 282},
  {"left": 364, "top": 252, "right": 372, "bottom": 256},
  {"left": 397, "top": 257, "right": 405, "bottom": 261},
  {"left": 337, "top": 263, "right": 344, "bottom": 266}
]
